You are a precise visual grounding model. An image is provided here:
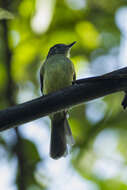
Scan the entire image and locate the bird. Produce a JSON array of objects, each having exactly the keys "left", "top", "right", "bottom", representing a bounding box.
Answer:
[{"left": 40, "top": 42, "right": 76, "bottom": 159}]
